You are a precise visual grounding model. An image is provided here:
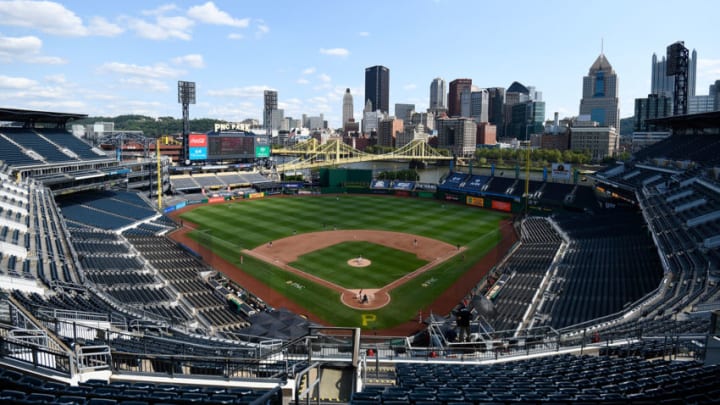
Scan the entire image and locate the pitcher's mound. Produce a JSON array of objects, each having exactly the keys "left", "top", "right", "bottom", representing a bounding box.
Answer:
[{"left": 347, "top": 257, "right": 371, "bottom": 267}]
